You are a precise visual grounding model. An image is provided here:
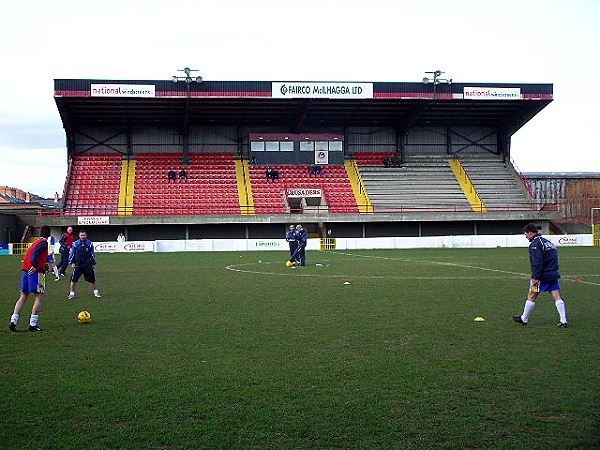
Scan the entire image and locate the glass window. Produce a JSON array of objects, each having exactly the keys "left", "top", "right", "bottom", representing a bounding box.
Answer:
[
  {"left": 315, "top": 141, "right": 328, "bottom": 151},
  {"left": 300, "top": 141, "right": 314, "bottom": 152},
  {"left": 265, "top": 141, "right": 279, "bottom": 152},
  {"left": 329, "top": 140, "right": 343, "bottom": 151},
  {"left": 251, "top": 141, "right": 265, "bottom": 151},
  {"left": 280, "top": 141, "right": 294, "bottom": 152}
]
